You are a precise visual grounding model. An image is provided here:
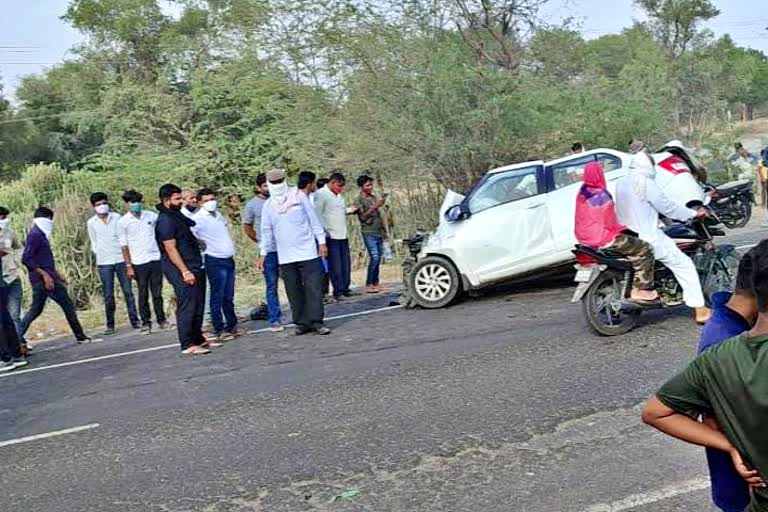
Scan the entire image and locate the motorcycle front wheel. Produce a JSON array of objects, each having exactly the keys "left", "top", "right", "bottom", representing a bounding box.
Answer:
[{"left": 582, "top": 270, "right": 640, "bottom": 336}]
